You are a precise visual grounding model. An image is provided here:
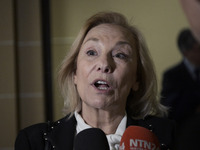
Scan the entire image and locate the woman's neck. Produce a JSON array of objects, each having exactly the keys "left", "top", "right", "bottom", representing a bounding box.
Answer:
[{"left": 81, "top": 106, "right": 125, "bottom": 134}]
